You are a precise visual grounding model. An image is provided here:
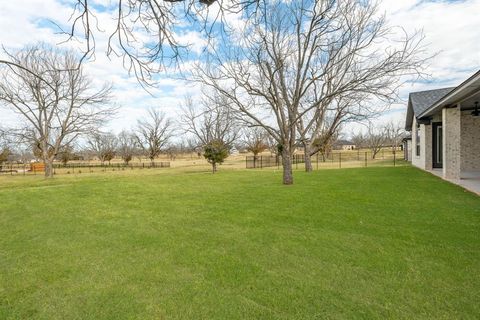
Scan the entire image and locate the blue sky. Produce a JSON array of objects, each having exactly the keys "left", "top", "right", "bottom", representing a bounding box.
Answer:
[{"left": 0, "top": 0, "right": 479, "bottom": 135}]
